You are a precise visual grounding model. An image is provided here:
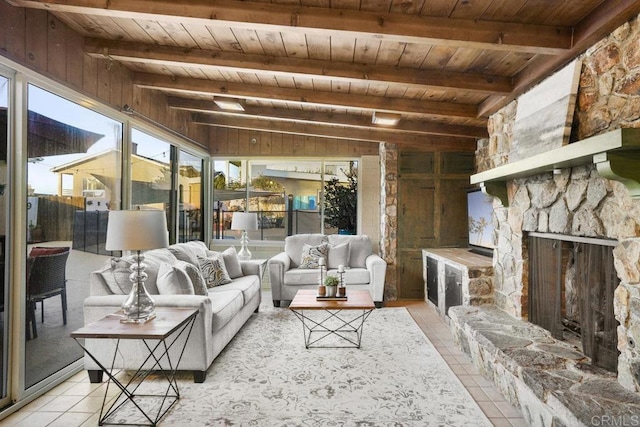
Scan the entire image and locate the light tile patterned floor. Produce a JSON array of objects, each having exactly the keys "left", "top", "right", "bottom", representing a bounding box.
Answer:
[
  {"left": 395, "top": 300, "right": 528, "bottom": 427},
  {"left": 0, "top": 298, "right": 528, "bottom": 426}
]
